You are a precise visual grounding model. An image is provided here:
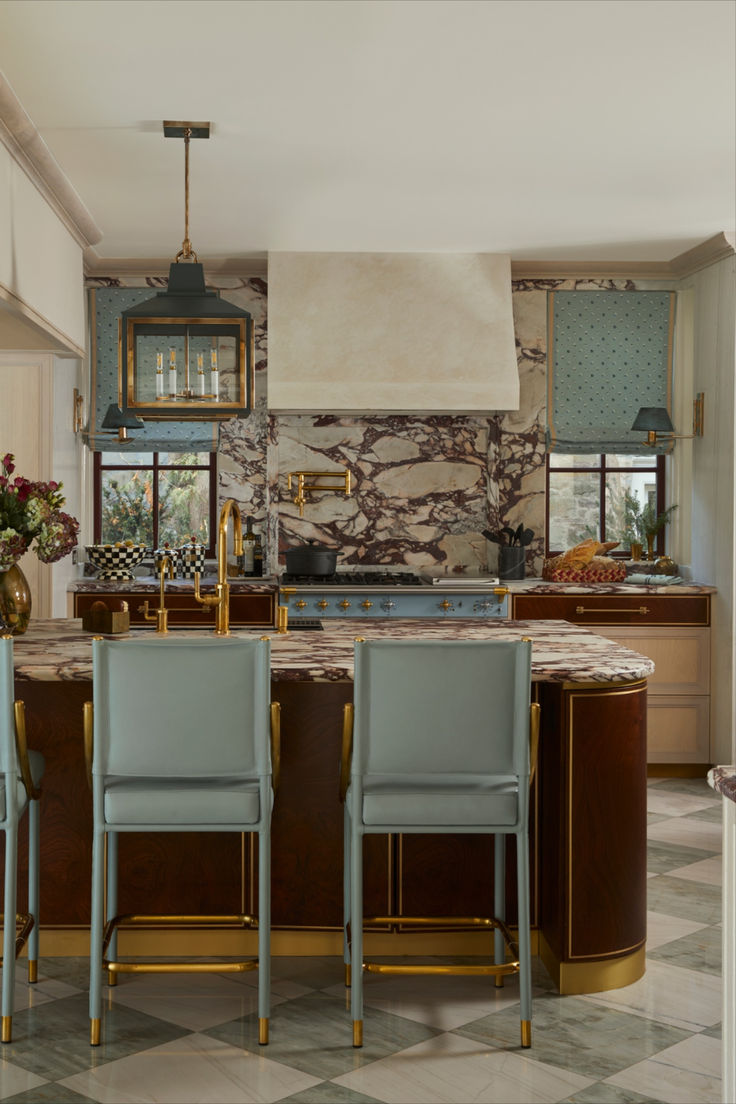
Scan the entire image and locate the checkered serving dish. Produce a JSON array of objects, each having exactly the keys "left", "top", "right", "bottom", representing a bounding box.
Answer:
[{"left": 86, "top": 544, "right": 147, "bottom": 580}]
